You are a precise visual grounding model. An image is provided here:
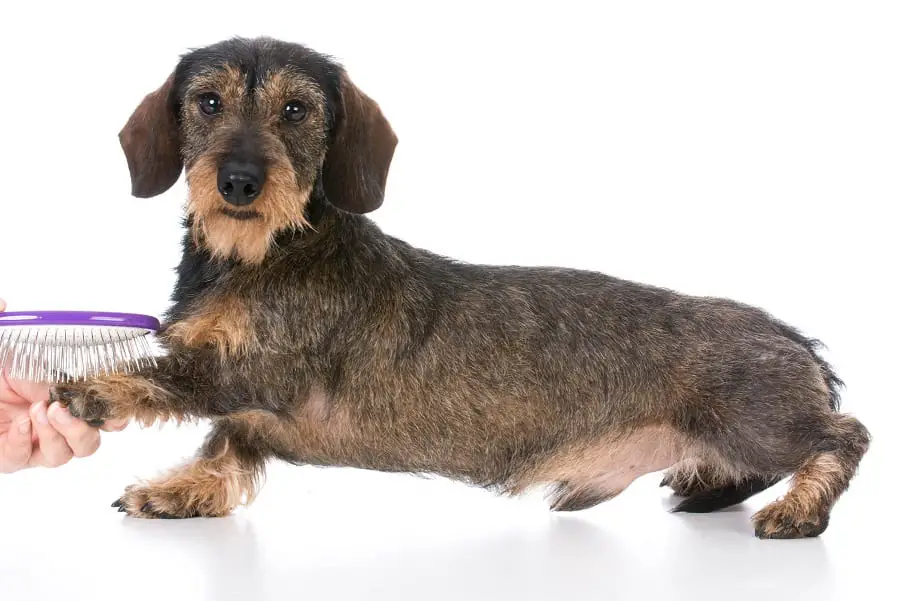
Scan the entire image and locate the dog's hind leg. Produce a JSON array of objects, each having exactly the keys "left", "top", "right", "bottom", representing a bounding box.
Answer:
[{"left": 752, "top": 414, "right": 870, "bottom": 539}]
